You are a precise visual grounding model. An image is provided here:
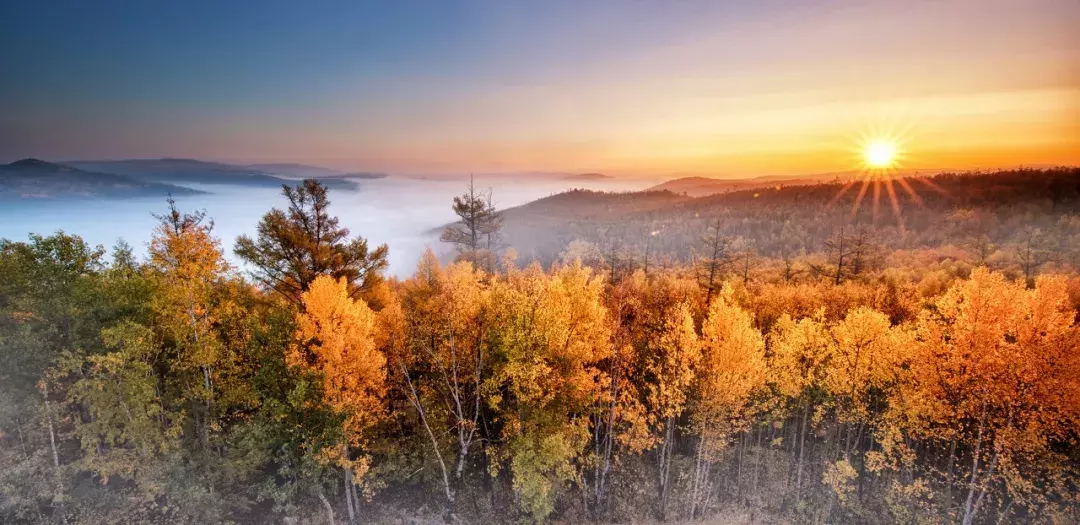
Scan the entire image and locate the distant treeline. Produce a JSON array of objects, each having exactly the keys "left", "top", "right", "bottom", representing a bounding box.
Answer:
[{"left": 500, "top": 168, "right": 1080, "bottom": 278}]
